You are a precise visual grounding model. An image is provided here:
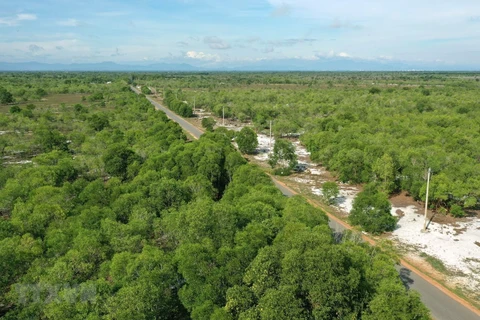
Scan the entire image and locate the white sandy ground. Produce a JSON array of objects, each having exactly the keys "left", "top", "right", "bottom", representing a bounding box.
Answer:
[
  {"left": 311, "top": 186, "right": 359, "bottom": 214},
  {"left": 254, "top": 133, "right": 274, "bottom": 161},
  {"left": 308, "top": 168, "right": 324, "bottom": 175},
  {"left": 3, "top": 160, "right": 33, "bottom": 165},
  {"left": 391, "top": 205, "right": 480, "bottom": 291}
]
